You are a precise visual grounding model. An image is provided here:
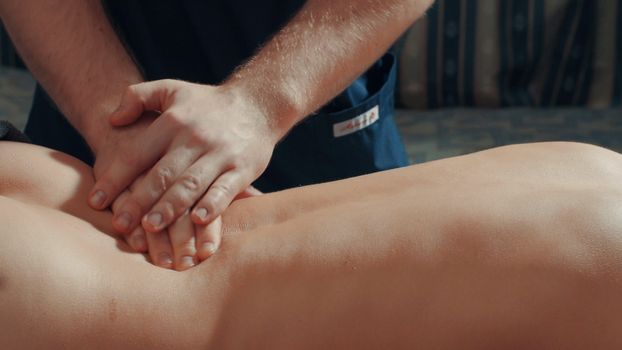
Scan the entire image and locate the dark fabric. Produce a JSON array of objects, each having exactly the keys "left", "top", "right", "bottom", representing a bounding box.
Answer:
[
  {"left": 425, "top": 5, "right": 439, "bottom": 109},
  {"left": 0, "top": 120, "right": 30, "bottom": 143},
  {"left": 26, "top": 1, "right": 407, "bottom": 191},
  {"left": 0, "top": 23, "right": 25, "bottom": 69},
  {"left": 425, "top": 0, "right": 483, "bottom": 108},
  {"left": 255, "top": 53, "right": 409, "bottom": 191},
  {"left": 103, "top": 1, "right": 305, "bottom": 84},
  {"left": 540, "top": 0, "right": 595, "bottom": 106},
  {"left": 499, "top": 0, "right": 537, "bottom": 106},
  {"left": 614, "top": 0, "right": 622, "bottom": 106},
  {"left": 25, "top": 86, "right": 93, "bottom": 163}
]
